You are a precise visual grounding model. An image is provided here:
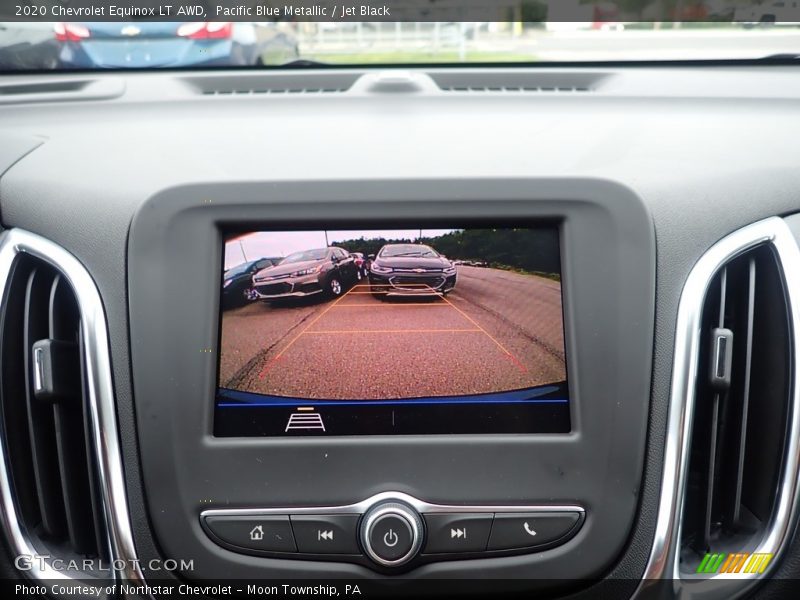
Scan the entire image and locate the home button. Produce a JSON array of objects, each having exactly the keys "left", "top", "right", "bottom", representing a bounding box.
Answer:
[
  {"left": 202, "top": 515, "right": 296, "bottom": 553},
  {"left": 361, "top": 502, "right": 423, "bottom": 567}
]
